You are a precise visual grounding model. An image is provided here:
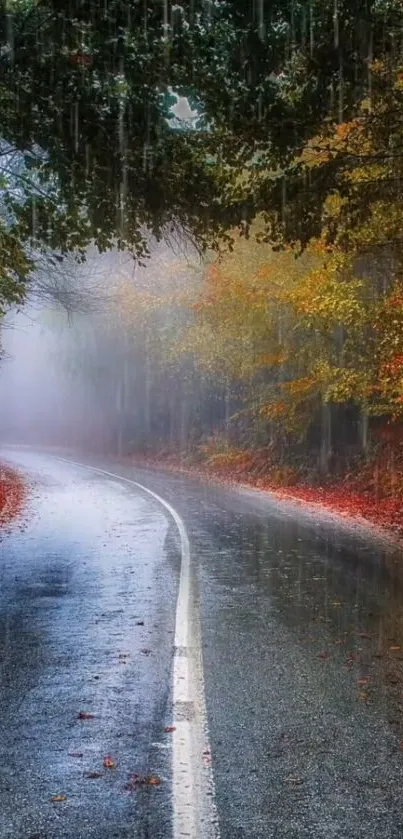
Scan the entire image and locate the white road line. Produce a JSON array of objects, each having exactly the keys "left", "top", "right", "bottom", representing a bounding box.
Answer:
[{"left": 55, "top": 456, "right": 220, "bottom": 839}]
